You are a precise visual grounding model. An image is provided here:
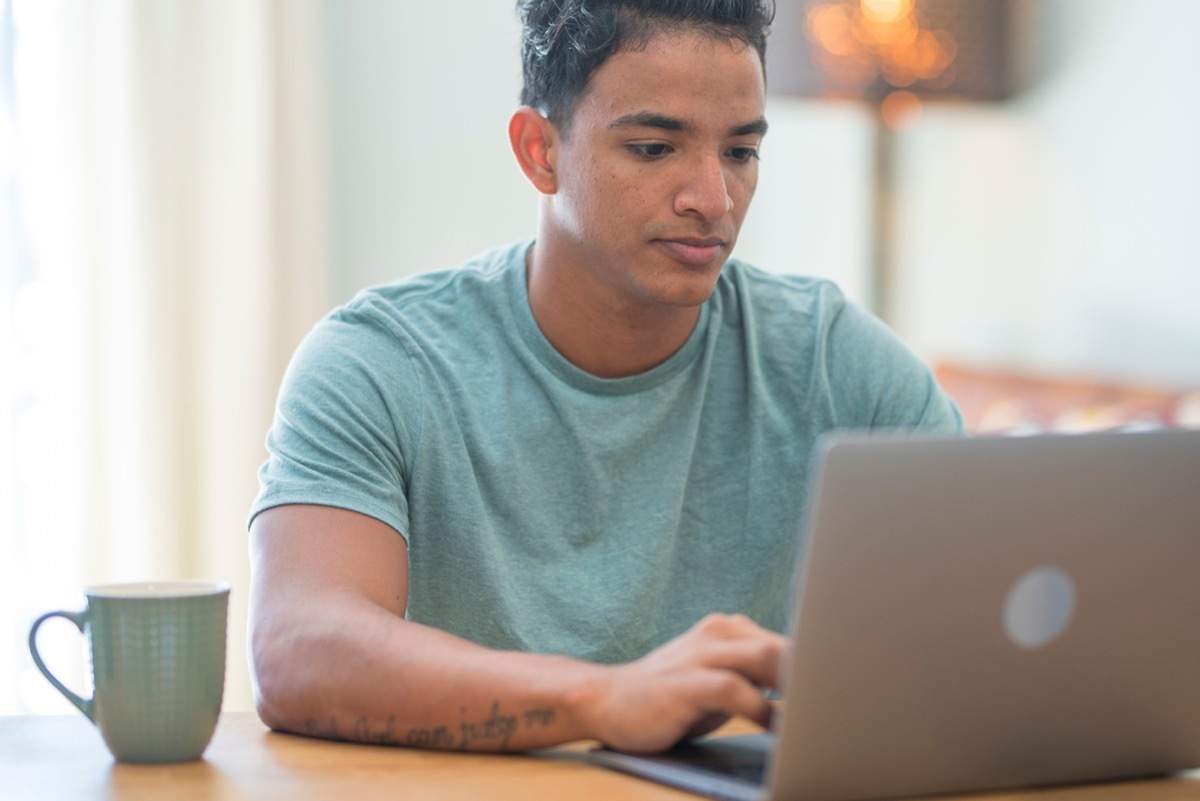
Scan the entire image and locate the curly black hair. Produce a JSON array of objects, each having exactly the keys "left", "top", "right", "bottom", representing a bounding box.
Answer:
[{"left": 517, "top": 0, "right": 775, "bottom": 135}]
